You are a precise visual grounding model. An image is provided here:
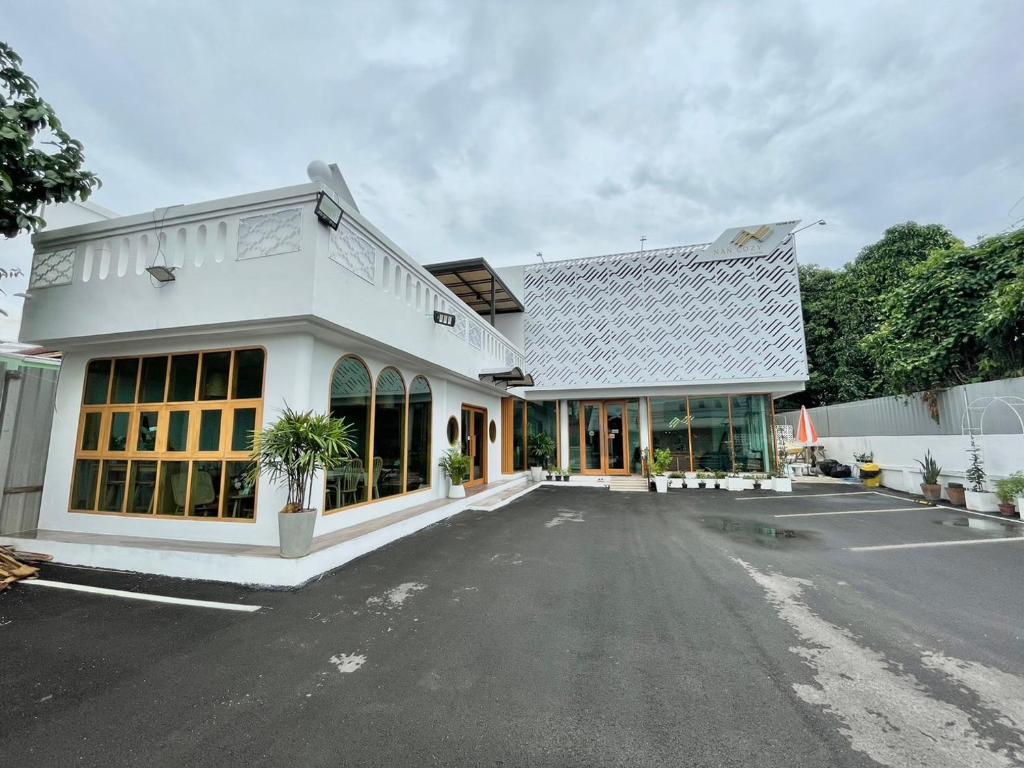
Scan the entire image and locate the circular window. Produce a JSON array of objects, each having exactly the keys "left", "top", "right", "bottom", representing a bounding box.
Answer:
[
  {"left": 446, "top": 416, "right": 459, "bottom": 445},
  {"left": 489, "top": 419, "right": 497, "bottom": 443}
]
